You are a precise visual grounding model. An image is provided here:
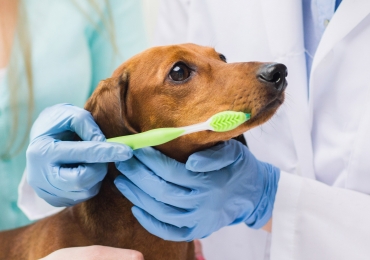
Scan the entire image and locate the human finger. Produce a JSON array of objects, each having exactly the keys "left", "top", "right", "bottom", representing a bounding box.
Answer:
[
  {"left": 28, "top": 137, "right": 132, "bottom": 164},
  {"left": 132, "top": 147, "right": 203, "bottom": 187},
  {"left": 45, "top": 163, "right": 107, "bottom": 192},
  {"left": 131, "top": 206, "right": 194, "bottom": 242},
  {"left": 115, "top": 175, "right": 196, "bottom": 228},
  {"left": 30, "top": 104, "right": 105, "bottom": 142},
  {"left": 115, "top": 158, "right": 200, "bottom": 209},
  {"left": 41, "top": 245, "right": 144, "bottom": 260},
  {"left": 186, "top": 140, "right": 244, "bottom": 172},
  {"left": 32, "top": 186, "right": 93, "bottom": 207},
  {"left": 194, "top": 240, "right": 206, "bottom": 260}
]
